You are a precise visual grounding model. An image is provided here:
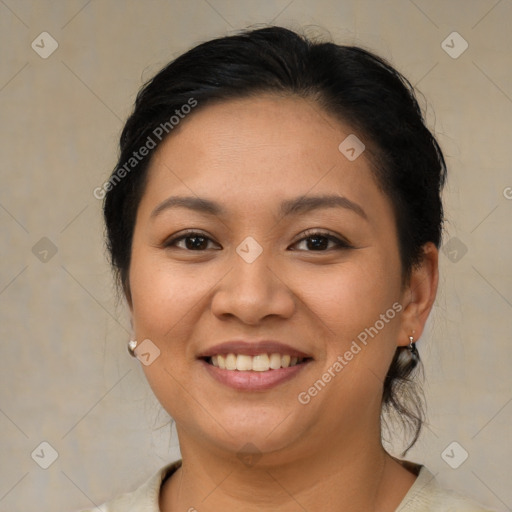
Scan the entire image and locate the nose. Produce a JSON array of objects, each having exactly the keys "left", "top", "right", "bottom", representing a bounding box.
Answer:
[{"left": 211, "top": 247, "right": 296, "bottom": 325}]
